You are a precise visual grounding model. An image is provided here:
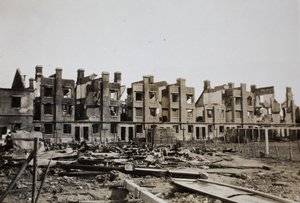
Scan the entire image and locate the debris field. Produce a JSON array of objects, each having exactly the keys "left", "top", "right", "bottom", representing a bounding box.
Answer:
[{"left": 1, "top": 136, "right": 300, "bottom": 203}]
